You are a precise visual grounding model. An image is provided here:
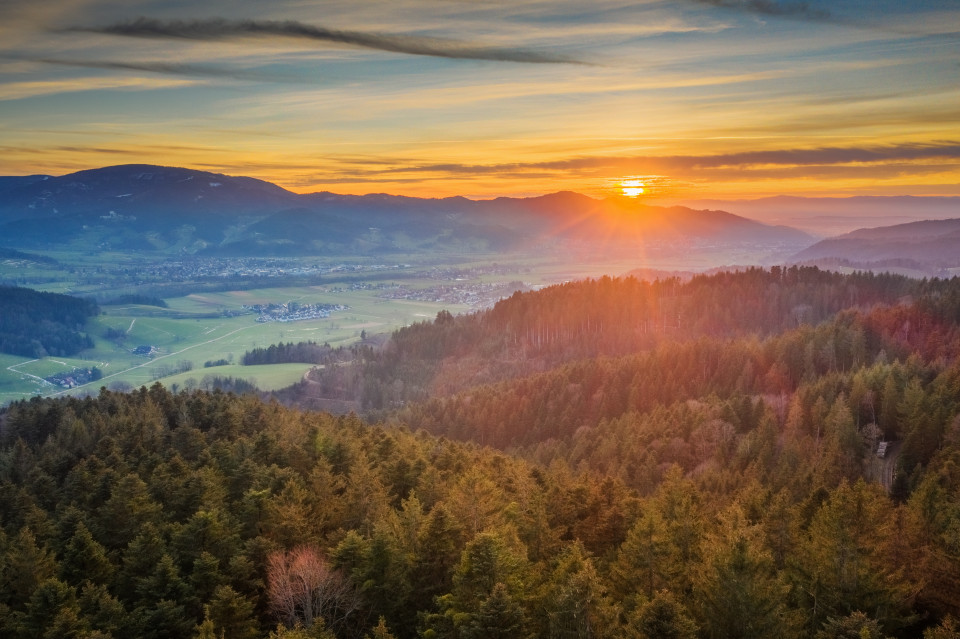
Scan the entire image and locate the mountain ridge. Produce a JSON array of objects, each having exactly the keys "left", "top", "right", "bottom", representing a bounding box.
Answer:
[
  {"left": 791, "top": 217, "right": 960, "bottom": 270},
  {"left": 675, "top": 194, "right": 960, "bottom": 236},
  {"left": 0, "top": 164, "right": 811, "bottom": 255}
]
